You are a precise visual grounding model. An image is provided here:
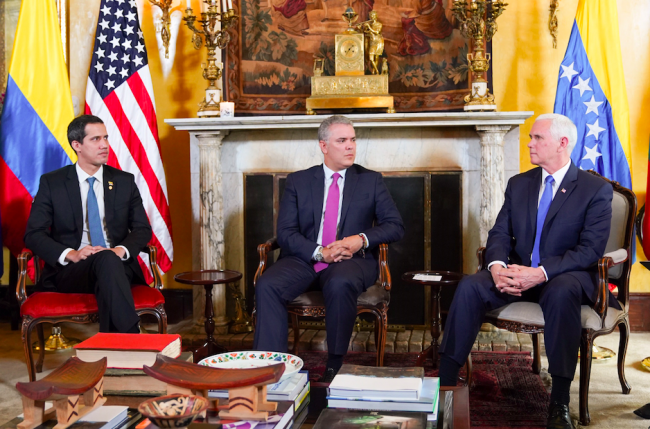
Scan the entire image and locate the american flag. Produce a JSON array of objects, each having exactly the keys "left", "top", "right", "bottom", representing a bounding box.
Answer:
[{"left": 85, "top": 0, "right": 173, "bottom": 281}]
